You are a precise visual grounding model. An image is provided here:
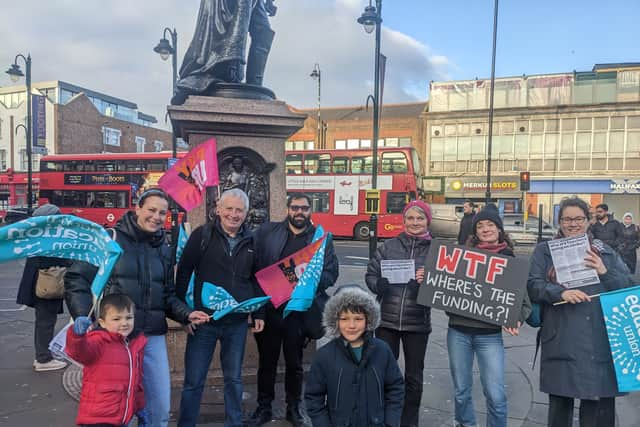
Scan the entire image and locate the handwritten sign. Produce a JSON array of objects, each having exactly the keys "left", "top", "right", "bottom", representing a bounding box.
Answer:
[{"left": 417, "top": 240, "right": 528, "bottom": 327}]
